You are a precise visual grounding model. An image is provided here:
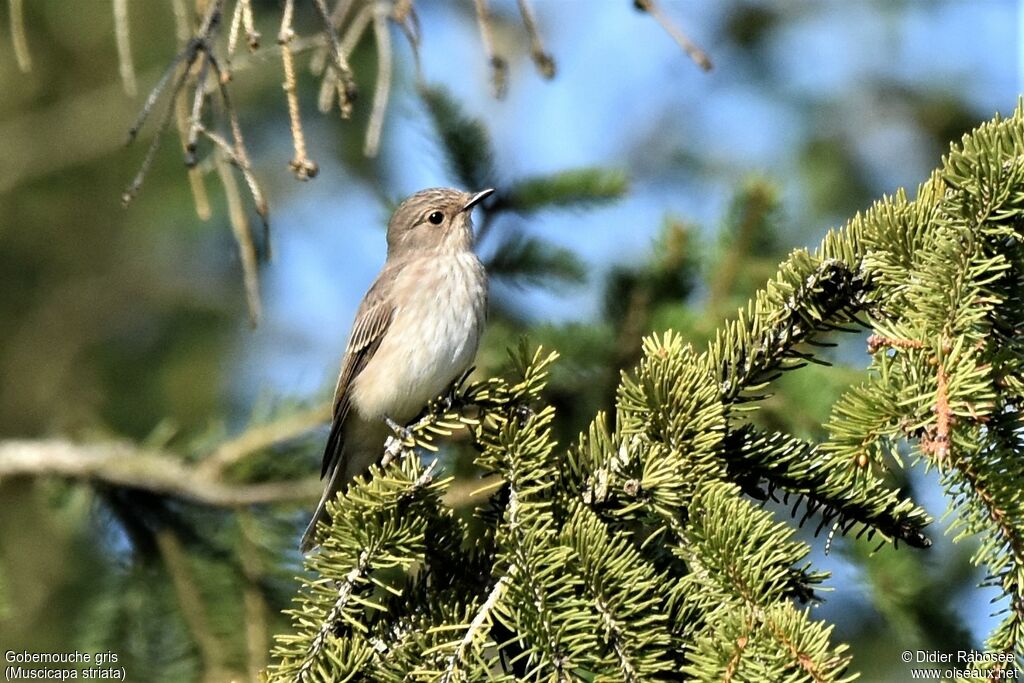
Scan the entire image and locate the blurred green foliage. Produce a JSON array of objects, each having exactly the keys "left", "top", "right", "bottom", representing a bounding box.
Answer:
[{"left": 0, "top": 1, "right": 1011, "bottom": 681}]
